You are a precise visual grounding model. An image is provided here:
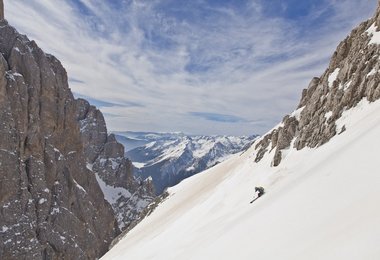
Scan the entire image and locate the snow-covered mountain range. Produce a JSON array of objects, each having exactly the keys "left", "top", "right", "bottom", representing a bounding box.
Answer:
[
  {"left": 103, "top": 2, "right": 380, "bottom": 259},
  {"left": 114, "top": 132, "right": 256, "bottom": 194}
]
